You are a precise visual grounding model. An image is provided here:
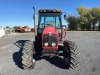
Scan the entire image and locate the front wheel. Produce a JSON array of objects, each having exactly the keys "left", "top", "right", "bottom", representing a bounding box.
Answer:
[
  {"left": 22, "top": 41, "right": 36, "bottom": 69},
  {"left": 63, "top": 41, "right": 80, "bottom": 69}
]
